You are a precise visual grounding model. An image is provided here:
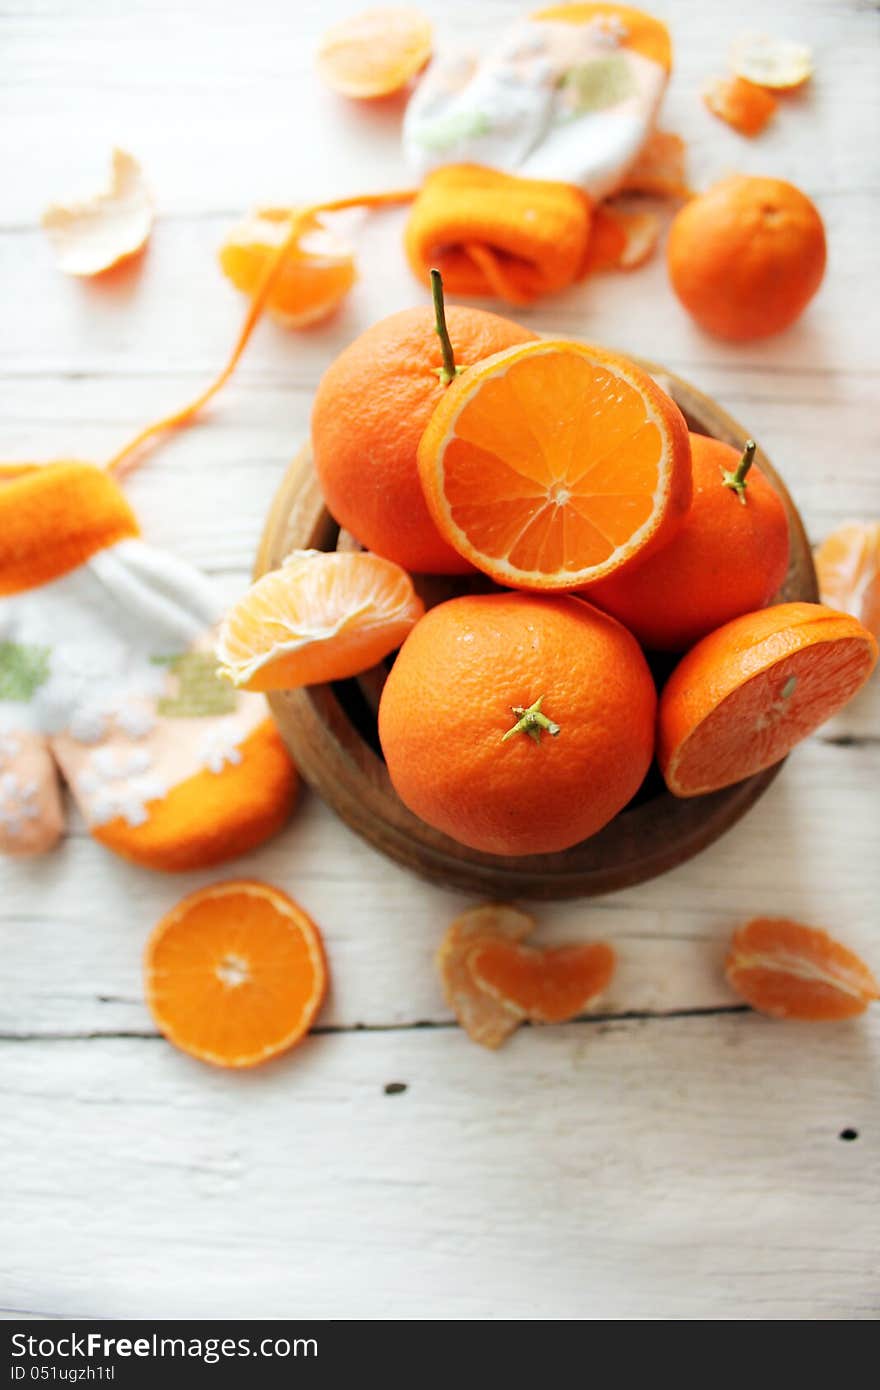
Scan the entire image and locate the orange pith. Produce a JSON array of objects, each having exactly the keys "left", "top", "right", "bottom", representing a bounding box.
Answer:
[
  {"left": 418, "top": 341, "right": 692, "bottom": 590},
  {"left": 144, "top": 881, "right": 327, "bottom": 1068},
  {"left": 658, "top": 603, "right": 878, "bottom": 797},
  {"left": 468, "top": 940, "right": 615, "bottom": 1024},
  {"left": 726, "top": 919, "right": 879, "bottom": 1021},
  {"left": 216, "top": 550, "right": 424, "bottom": 692}
]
